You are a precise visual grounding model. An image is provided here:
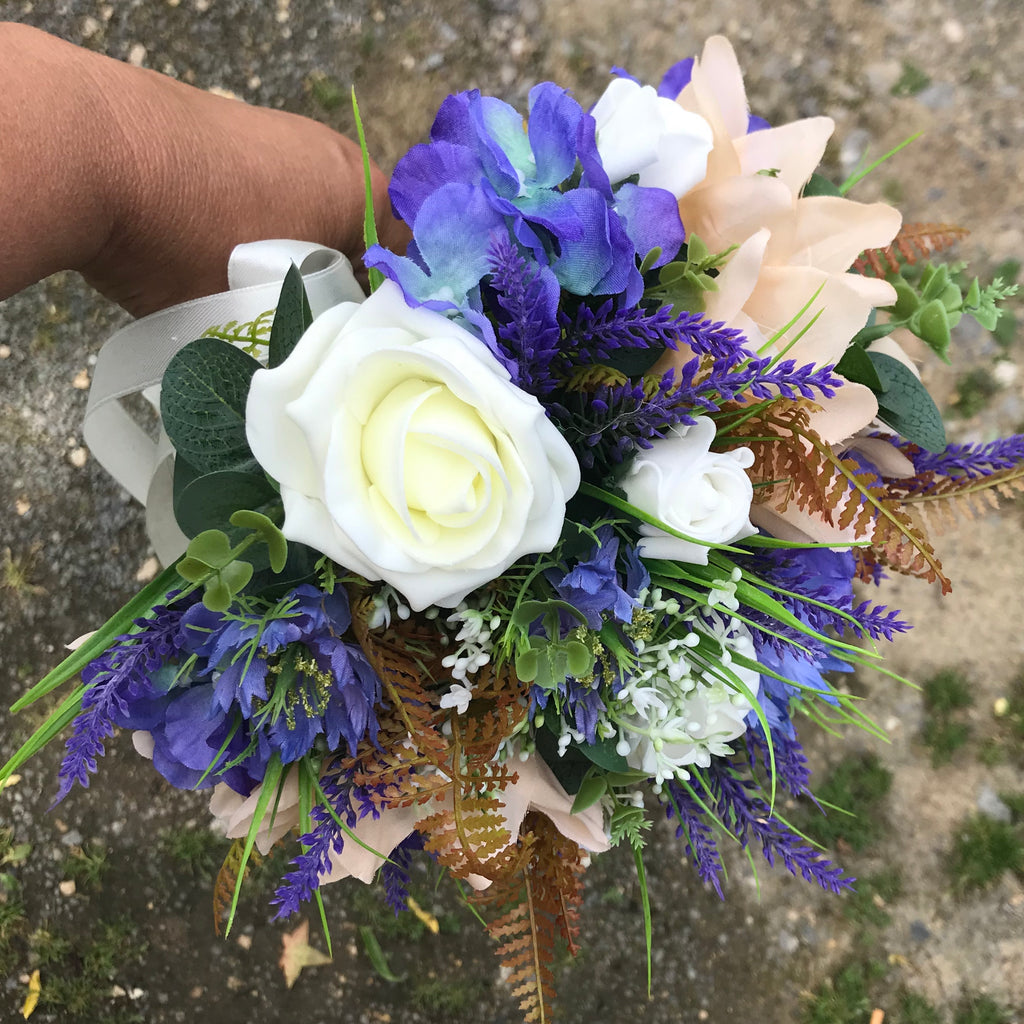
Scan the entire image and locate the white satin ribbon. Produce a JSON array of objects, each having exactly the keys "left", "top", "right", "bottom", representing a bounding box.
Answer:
[{"left": 83, "top": 239, "right": 364, "bottom": 563}]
